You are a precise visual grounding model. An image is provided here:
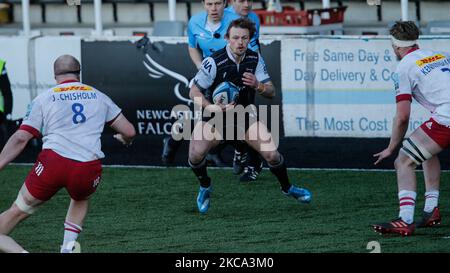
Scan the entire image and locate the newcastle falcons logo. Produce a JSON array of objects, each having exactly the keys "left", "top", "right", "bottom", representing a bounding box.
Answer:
[
  {"left": 142, "top": 53, "right": 193, "bottom": 106},
  {"left": 135, "top": 36, "right": 193, "bottom": 106}
]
